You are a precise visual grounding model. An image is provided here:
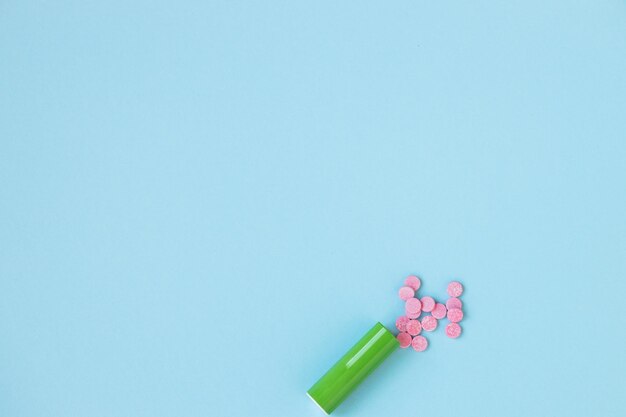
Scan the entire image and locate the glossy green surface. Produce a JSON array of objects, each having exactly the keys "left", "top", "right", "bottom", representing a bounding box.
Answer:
[{"left": 307, "top": 322, "right": 399, "bottom": 414}]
